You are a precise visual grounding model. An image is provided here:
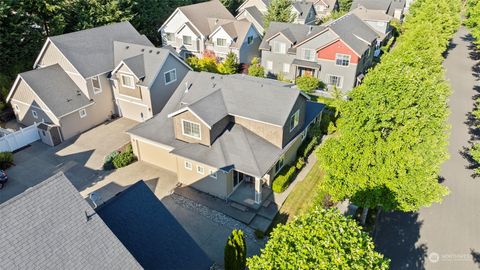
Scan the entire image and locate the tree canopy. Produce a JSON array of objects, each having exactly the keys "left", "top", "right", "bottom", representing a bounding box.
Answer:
[
  {"left": 317, "top": 0, "right": 461, "bottom": 212},
  {"left": 247, "top": 208, "right": 389, "bottom": 269},
  {"left": 466, "top": 0, "right": 480, "bottom": 48},
  {"left": 263, "top": 0, "right": 294, "bottom": 29}
]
